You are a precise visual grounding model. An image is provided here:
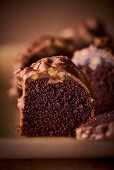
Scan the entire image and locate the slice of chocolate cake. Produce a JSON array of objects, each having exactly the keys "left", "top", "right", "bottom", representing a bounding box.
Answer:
[
  {"left": 9, "top": 35, "right": 76, "bottom": 101},
  {"left": 72, "top": 45, "right": 114, "bottom": 114},
  {"left": 59, "top": 17, "right": 108, "bottom": 49},
  {"left": 76, "top": 111, "right": 114, "bottom": 141},
  {"left": 15, "top": 56, "right": 94, "bottom": 136}
]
